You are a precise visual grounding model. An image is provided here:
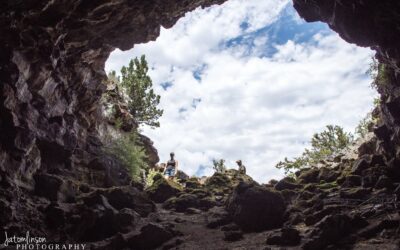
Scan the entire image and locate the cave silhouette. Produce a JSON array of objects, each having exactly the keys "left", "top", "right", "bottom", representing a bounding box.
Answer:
[{"left": 1, "top": 0, "right": 400, "bottom": 249}]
